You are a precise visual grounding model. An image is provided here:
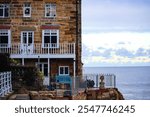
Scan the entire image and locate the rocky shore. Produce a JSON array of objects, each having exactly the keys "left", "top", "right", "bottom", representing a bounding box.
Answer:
[{"left": 7, "top": 88, "right": 124, "bottom": 100}]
